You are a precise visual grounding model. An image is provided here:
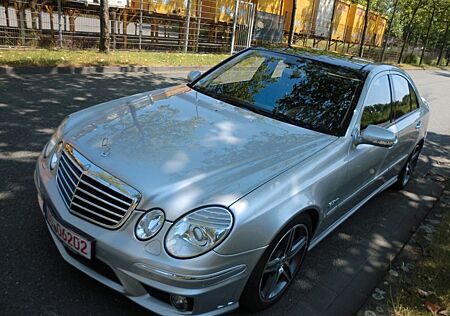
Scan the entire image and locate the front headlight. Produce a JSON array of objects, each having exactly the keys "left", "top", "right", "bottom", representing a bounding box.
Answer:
[
  {"left": 49, "top": 142, "right": 63, "bottom": 170},
  {"left": 165, "top": 206, "right": 233, "bottom": 259},
  {"left": 43, "top": 135, "right": 58, "bottom": 158},
  {"left": 43, "top": 117, "right": 68, "bottom": 158}
]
